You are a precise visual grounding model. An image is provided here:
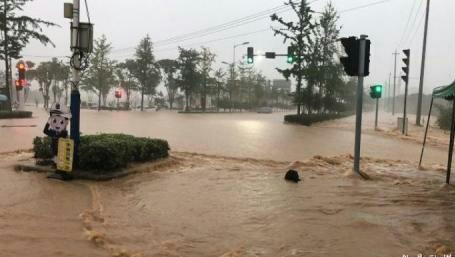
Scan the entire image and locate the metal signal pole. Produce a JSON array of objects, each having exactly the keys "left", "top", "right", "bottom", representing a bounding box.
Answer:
[
  {"left": 70, "top": 0, "right": 81, "bottom": 168},
  {"left": 392, "top": 51, "right": 399, "bottom": 115},
  {"left": 354, "top": 35, "right": 368, "bottom": 174},
  {"left": 416, "top": 0, "right": 431, "bottom": 126}
]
